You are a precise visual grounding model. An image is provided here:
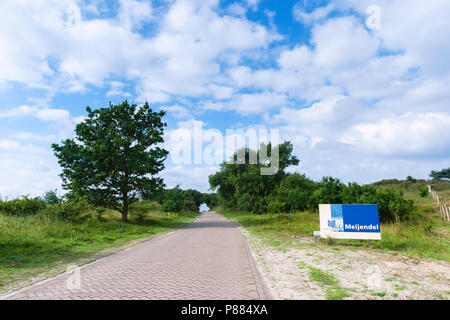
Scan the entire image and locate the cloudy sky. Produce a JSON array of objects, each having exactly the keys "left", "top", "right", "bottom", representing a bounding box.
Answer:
[{"left": 0, "top": 0, "right": 449, "bottom": 197}]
